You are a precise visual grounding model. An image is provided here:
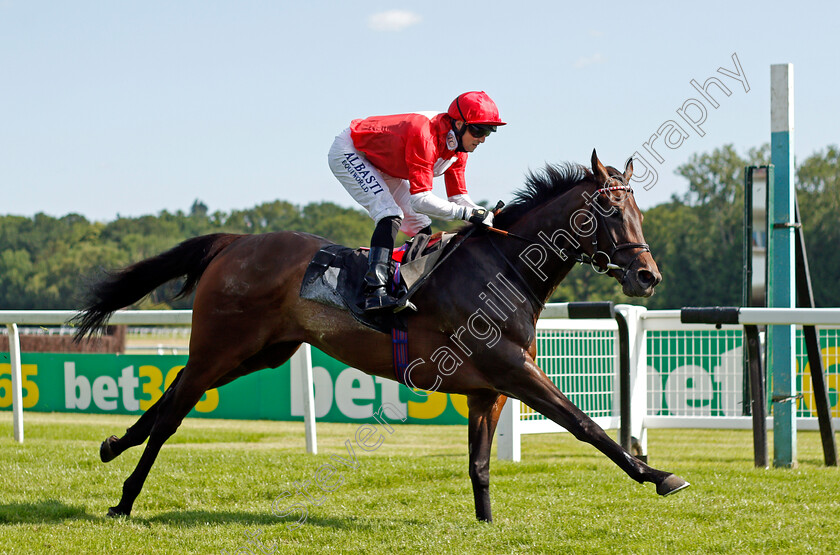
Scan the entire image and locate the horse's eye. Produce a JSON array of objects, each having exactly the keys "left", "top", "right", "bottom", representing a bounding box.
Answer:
[{"left": 603, "top": 204, "right": 622, "bottom": 219}]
